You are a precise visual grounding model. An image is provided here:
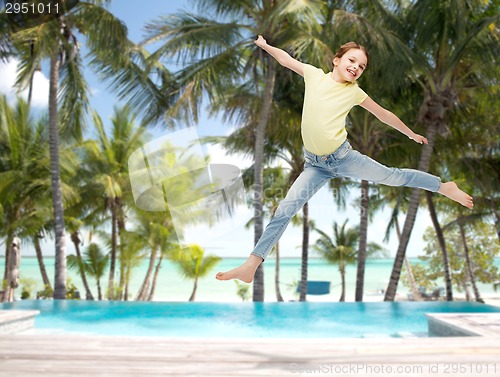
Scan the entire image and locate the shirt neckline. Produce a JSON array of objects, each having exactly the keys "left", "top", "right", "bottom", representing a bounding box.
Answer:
[{"left": 329, "top": 72, "right": 351, "bottom": 86}]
